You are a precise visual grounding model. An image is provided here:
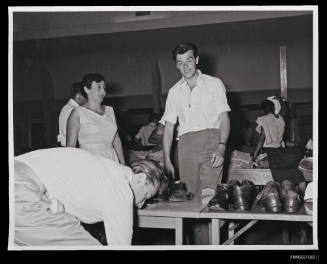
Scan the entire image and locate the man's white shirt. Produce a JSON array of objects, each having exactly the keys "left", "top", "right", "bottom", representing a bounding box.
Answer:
[
  {"left": 15, "top": 147, "right": 134, "bottom": 245},
  {"left": 163, "top": 70, "right": 231, "bottom": 136},
  {"left": 58, "top": 99, "right": 79, "bottom": 146}
]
